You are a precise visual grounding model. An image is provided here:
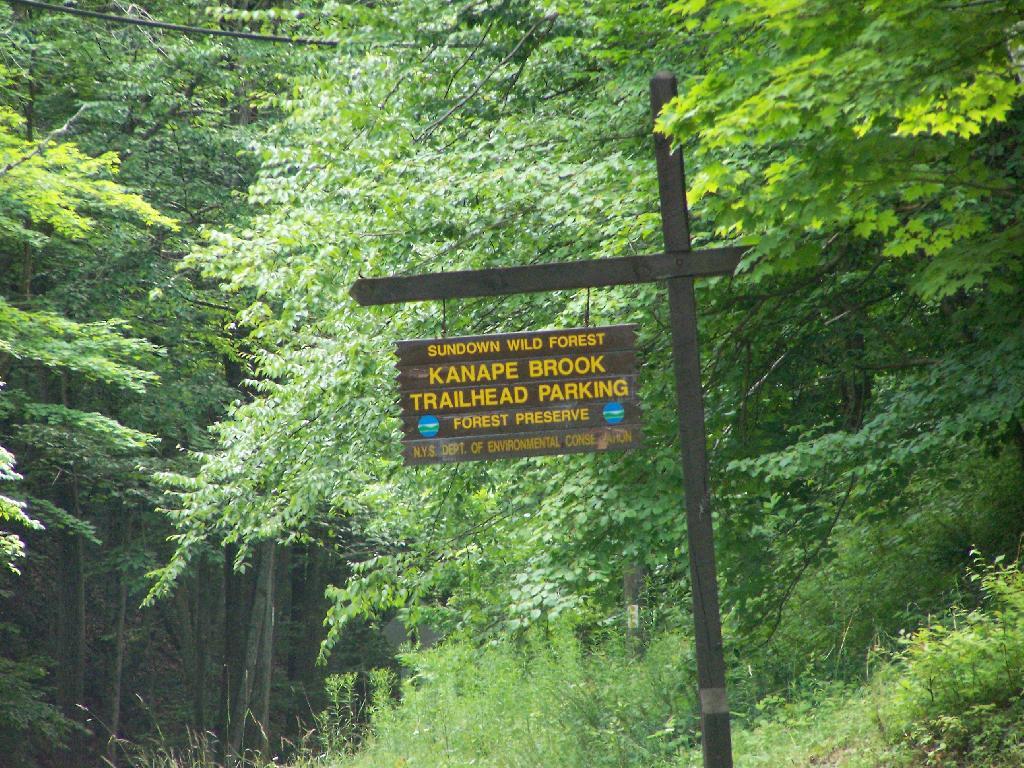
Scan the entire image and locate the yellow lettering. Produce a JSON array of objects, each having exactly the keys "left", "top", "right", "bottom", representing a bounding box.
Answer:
[
  {"left": 565, "top": 433, "right": 595, "bottom": 447},
  {"left": 422, "top": 361, "right": 524, "bottom": 386},
  {"left": 527, "top": 355, "right": 608, "bottom": 378},
  {"left": 548, "top": 332, "right": 606, "bottom": 350},
  {"left": 507, "top": 337, "right": 543, "bottom": 352}
]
